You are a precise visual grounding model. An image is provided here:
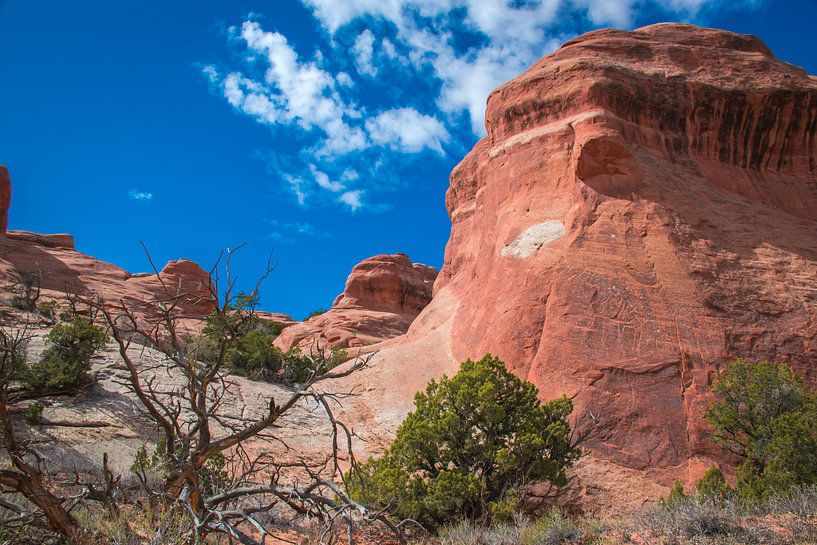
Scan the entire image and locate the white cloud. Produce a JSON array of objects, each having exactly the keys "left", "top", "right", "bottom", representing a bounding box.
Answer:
[
  {"left": 310, "top": 165, "right": 346, "bottom": 192},
  {"left": 336, "top": 71, "right": 354, "bottom": 87},
  {"left": 207, "top": 0, "right": 763, "bottom": 212},
  {"left": 574, "top": 0, "right": 635, "bottom": 26},
  {"left": 208, "top": 21, "right": 369, "bottom": 155},
  {"left": 353, "top": 29, "right": 377, "bottom": 76},
  {"left": 365, "top": 108, "right": 449, "bottom": 154},
  {"left": 267, "top": 219, "right": 328, "bottom": 242},
  {"left": 128, "top": 190, "right": 153, "bottom": 201},
  {"left": 283, "top": 174, "right": 308, "bottom": 205},
  {"left": 299, "top": 0, "right": 753, "bottom": 135},
  {"left": 339, "top": 190, "right": 363, "bottom": 211}
]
